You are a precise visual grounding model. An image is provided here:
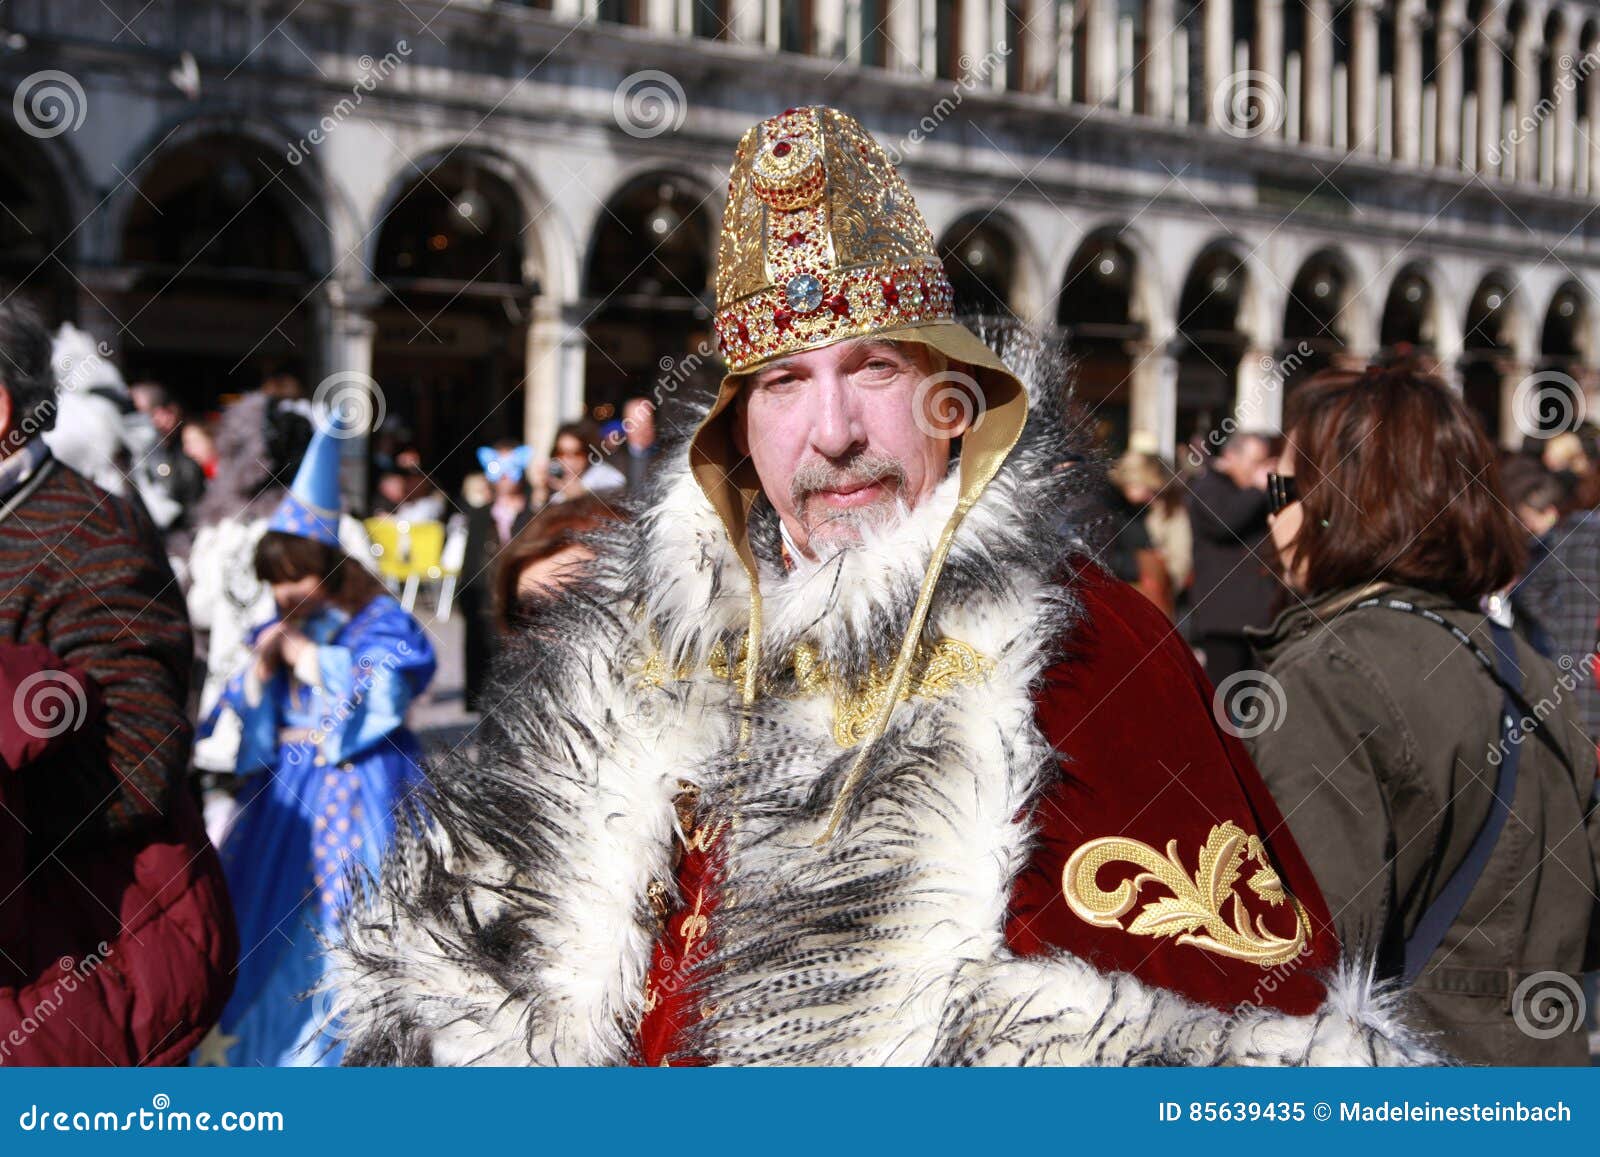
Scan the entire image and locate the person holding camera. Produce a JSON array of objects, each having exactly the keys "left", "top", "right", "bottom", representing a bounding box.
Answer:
[{"left": 544, "top": 420, "right": 624, "bottom": 504}]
